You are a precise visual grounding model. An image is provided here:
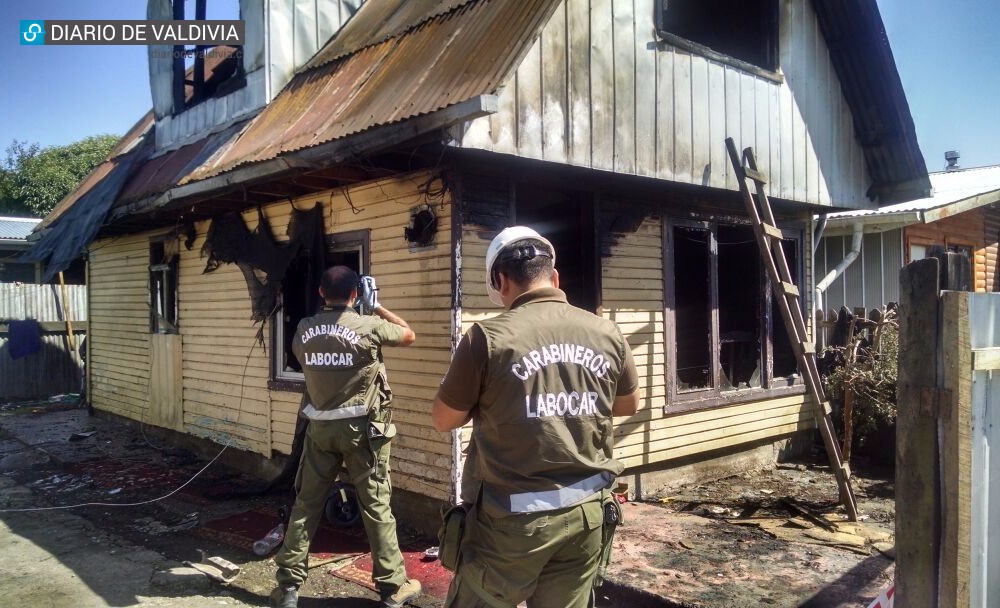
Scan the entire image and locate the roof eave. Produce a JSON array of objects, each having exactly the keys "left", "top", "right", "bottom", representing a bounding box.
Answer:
[{"left": 107, "top": 94, "right": 499, "bottom": 224}]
